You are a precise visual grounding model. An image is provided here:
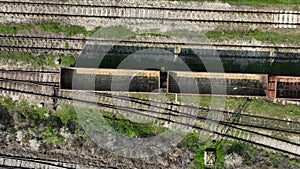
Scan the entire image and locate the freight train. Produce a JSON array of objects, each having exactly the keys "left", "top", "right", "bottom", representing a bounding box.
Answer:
[{"left": 60, "top": 67, "right": 300, "bottom": 100}]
